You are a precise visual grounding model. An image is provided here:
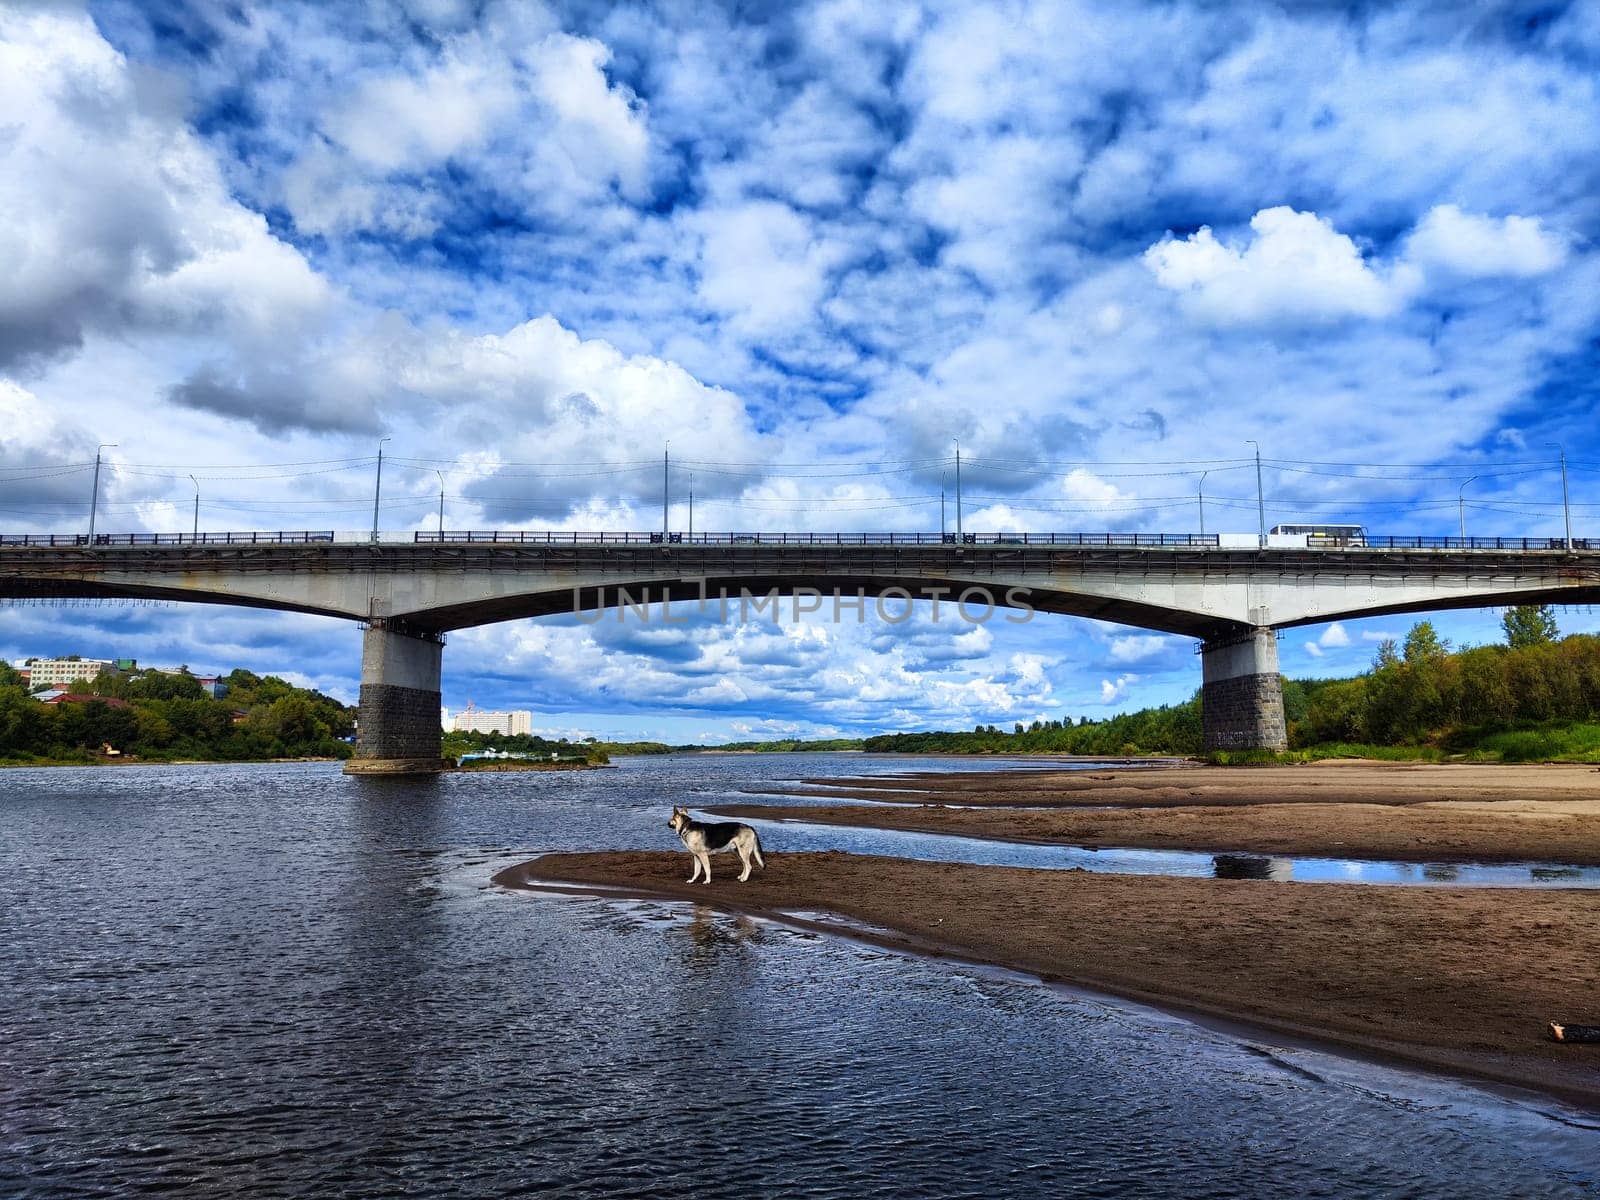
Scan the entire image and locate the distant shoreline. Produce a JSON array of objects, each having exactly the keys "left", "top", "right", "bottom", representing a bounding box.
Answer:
[
  {"left": 0, "top": 756, "right": 344, "bottom": 769},
  {"left": 454, "top": 759, "right": 610, "bottom": 772}
]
